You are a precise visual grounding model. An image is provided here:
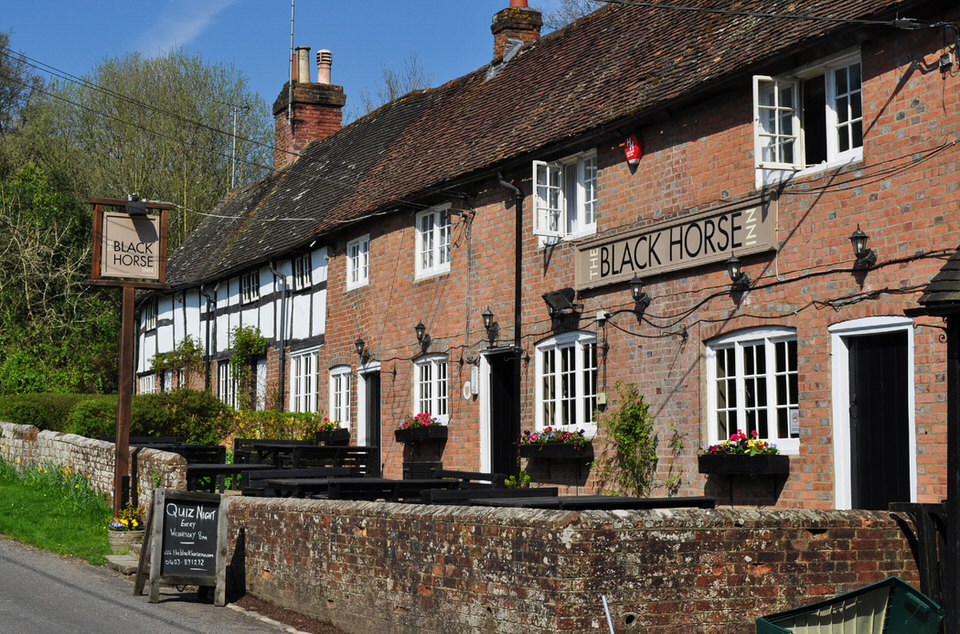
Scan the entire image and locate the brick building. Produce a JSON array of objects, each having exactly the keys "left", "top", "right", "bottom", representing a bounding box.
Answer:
[{"left": 137, "top": 0, "right": 960, "bottom": 509}]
